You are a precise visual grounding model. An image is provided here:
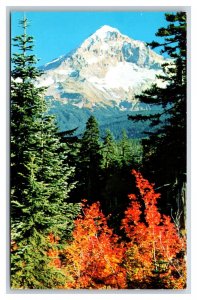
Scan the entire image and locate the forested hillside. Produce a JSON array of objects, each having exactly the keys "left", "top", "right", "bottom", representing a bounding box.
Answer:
[{"left": 10, "top": 12, "right": 187, "bottom": 289}]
